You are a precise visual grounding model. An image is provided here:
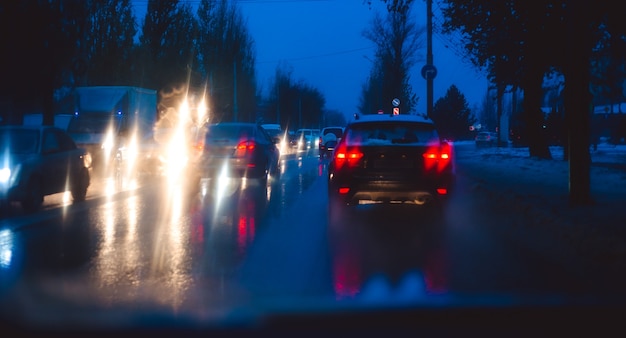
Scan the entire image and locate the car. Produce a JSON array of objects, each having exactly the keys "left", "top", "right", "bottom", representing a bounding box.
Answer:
[
  {"left": 0, "top": 125, "right": 91, "bottom": 212},
  {"left": 327, "top": 113, "right": 455, "bottom": 218},
  {"left": 475, "top": 131, "right": 499, "bottom": 147},
  {"left": 261, "top": 123, "right": 289, "bottom": 154},
  {"left": 318, "top": 126, "right": 345, "bottom": 157},
  {"left": 260, "top": 123, "right": 282, "bottom": 143},
  {"left": 196, "top": 122, "right": 280, "bottom": 182},
  {"left": 291, "top": 128, "right": 320, "bottom": 151}
]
